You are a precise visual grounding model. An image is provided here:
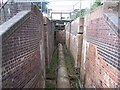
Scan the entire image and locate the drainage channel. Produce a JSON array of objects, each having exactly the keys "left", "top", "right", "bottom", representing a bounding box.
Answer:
[
  {"left": 45, "top": 43, "right": 80, "bottom": 89},
  {"left": 57, "top": 43, "right": 70, "bottom": 88}
]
